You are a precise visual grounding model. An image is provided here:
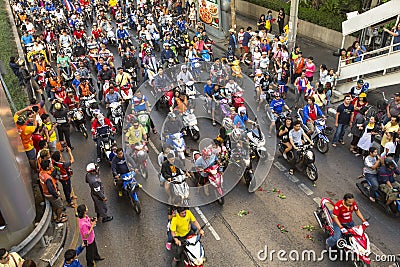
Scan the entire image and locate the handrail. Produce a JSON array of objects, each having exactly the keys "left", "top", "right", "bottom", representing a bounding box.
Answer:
[
  {"left": 338, "top": 43, "right": 397, "bottom": 67},
  {"left": 10, "top": 200, "right": 52, "bottom": 257}
]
